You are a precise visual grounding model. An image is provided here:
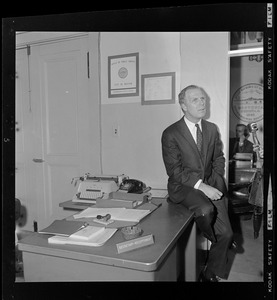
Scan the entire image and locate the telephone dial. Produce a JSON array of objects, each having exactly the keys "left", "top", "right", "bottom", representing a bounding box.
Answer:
[{"left": 119, "top": 179, "right": 146, "bottom": 194}]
